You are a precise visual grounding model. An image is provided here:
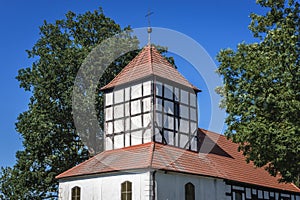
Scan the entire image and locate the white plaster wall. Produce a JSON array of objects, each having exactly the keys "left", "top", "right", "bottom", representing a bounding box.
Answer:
[
  {"left": 59, "top": 170, "right": 300, "bottom": 200},
  {"left": 58, "top": 170, "right": 152, "bottom": 200},
  {"left": 155, "top": 171, "right": 227, "bottom": 200}
]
